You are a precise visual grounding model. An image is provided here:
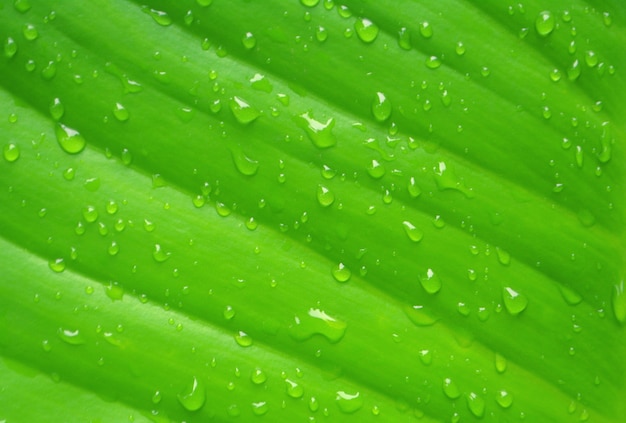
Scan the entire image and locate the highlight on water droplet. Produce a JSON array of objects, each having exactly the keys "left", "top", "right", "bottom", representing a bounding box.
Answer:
[
  {"left": 295, "top": 111, "right": 336, "bottom": 148},
  {"left": 336, "top": 391, "right": 363, "bottom": 413},
  {"left": 332, "top": 262, "right": 351, "bottom": 282},
  {"left": 535, "top": 11, "right": 555, "bottom": 36},
  {"left": 289, "top": 307, "right": 347, "bottom": 343},
  {"left": 502, "top": 286, "right": 528, "bottom": 316},
  {"left": 55, "top": 123, "right": 86, "bottom": 154},
  {"left": 41, "top": 60, "right": 57, "bottom": 81},
  {"left": 230, "top": 96, "right": 260, "bottom": 124},
  {"left": 177, "top": 376, "right": 206, "bottom": 411},
  {"left": 354, "top": 18, "right": 379, "bottom": 43},
  {"left": 3, "top": 143, "right": 20, "bottom": 162},
  {"left": 419, "top": 268, "right": 442, "bottom": 294},
  {"left": 371, "top": 92, "right": 391, "bottom": 122},
  {"left": 466, "top": 392, "right": 485, "bottom": 418},
  {"left": 316, "top": 184, "right": 335, "bottom": 207},
  {"left": 402, "top": 220, "right": 423, "bottom": 243}
]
